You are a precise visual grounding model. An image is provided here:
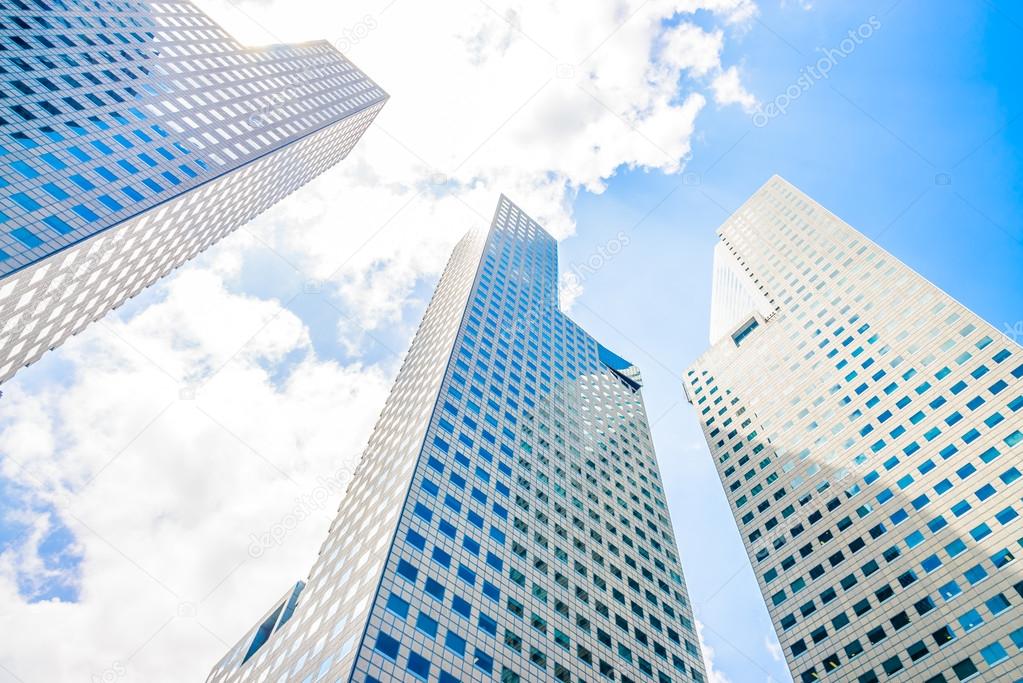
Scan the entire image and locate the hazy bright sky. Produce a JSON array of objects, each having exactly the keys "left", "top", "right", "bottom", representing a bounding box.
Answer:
[{"left": 1, "top": 1, "right": 1021, "bottom": 682}]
